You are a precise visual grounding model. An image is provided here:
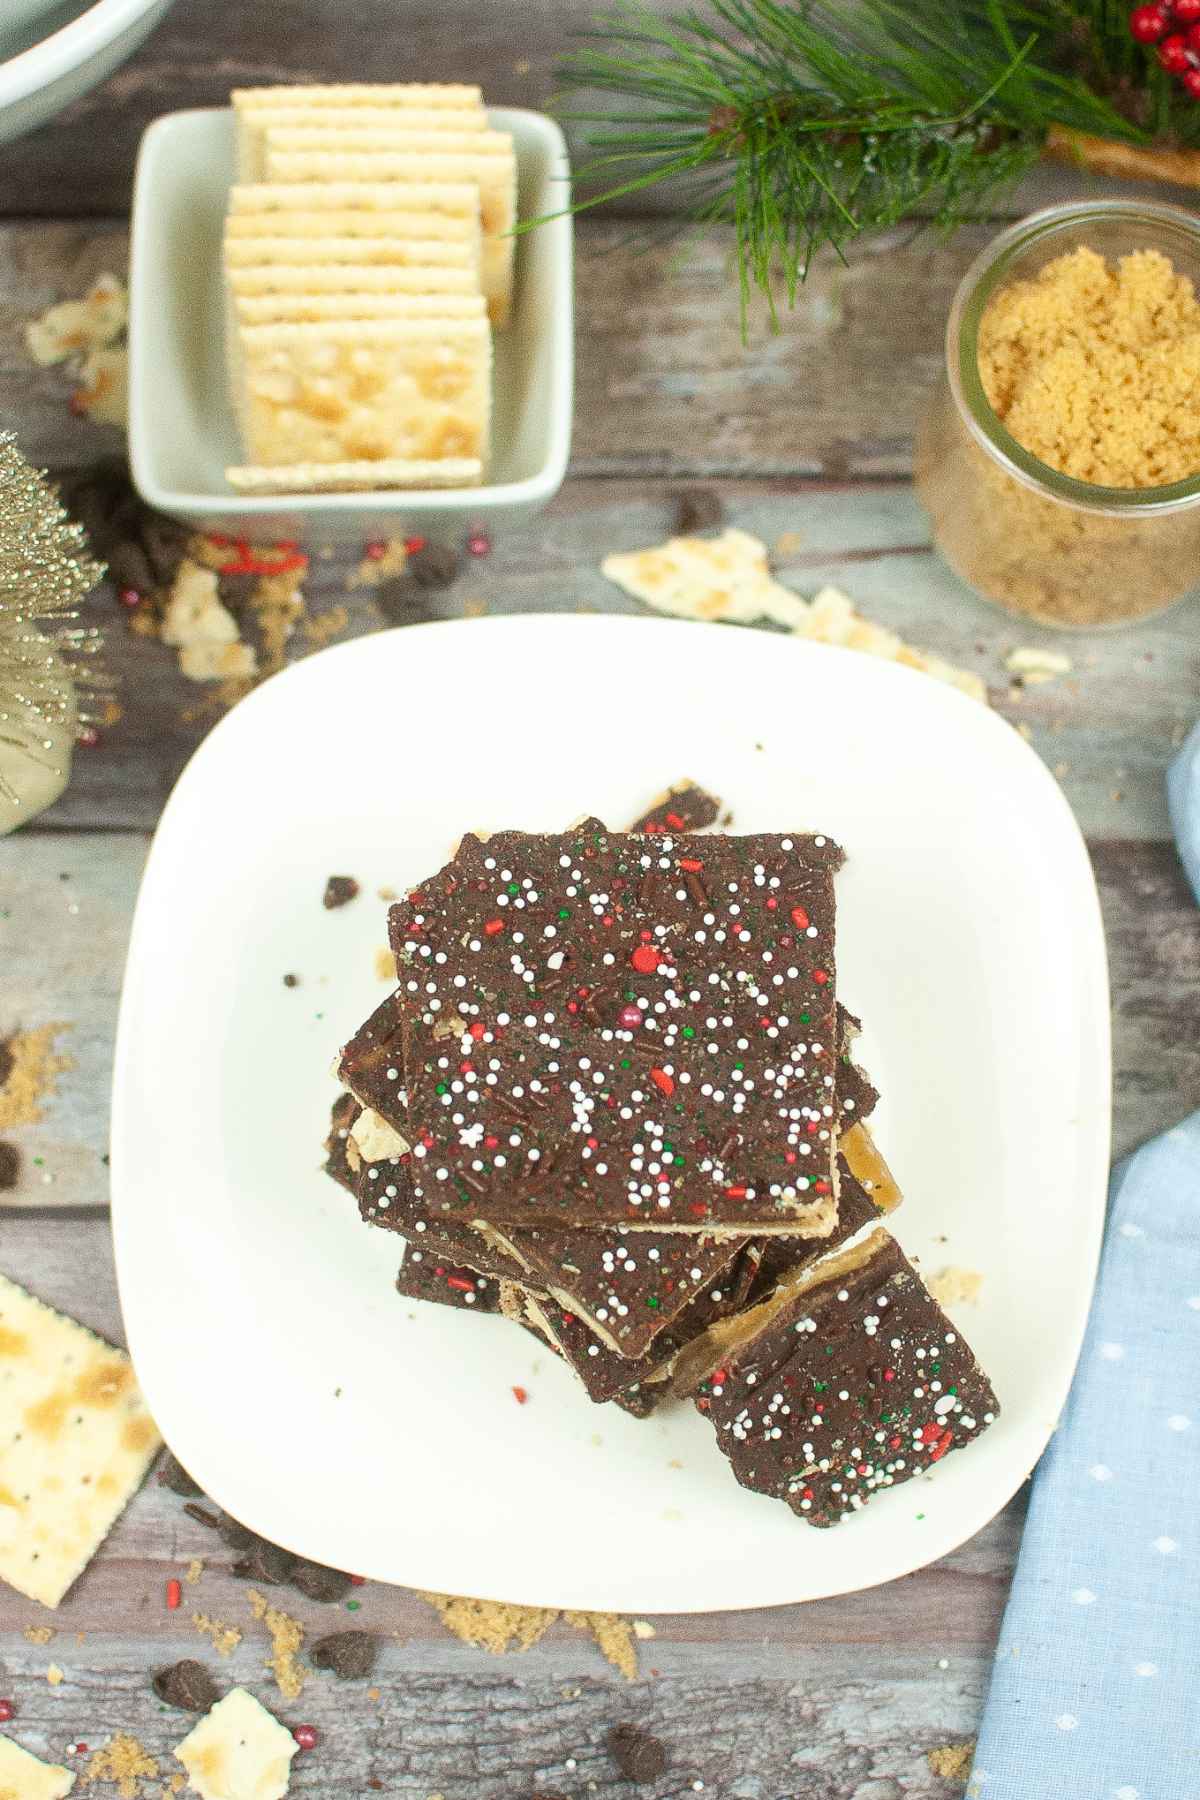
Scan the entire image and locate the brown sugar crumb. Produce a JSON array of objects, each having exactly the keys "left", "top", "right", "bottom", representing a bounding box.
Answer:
[
  {"left": 184, "top": 1557, "right": 204, "bottom": 1586},
  {"left": 927, "top": 1740, "right": 975, "bottom": 1783},
  {"left": 928, "top": 1266, "right": 984, "bottom": 1309},
  {"left": 564, "top": 1609, "right": 639, "bottom": 1682},
  {"left": 82, "top": 1732, "right": 159, "bottom": 1797},
  {"left": 416, "top": 1591, "right": 558, "bottom": 1655},
  {"left": 979, "top": 247, "right": 1200, "bottom": 487},
  {"left": 374, "top": 946, "right": 395, "bottom": 981},
  {"left": 247, "top": 1588, "right": 307, "bottom": 1700},
  {"left": 23, "top": 1625, "right": 54, "bottom": 1645},
  {"left": 192, "top": 1611, "right": 241, "bottom": 1657},
  {"left": 302, "top": 603, "right": 350, "bottom": 648},
  {"left": 0, "top": 1024, "right": 73, "bottom": 1130}
]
